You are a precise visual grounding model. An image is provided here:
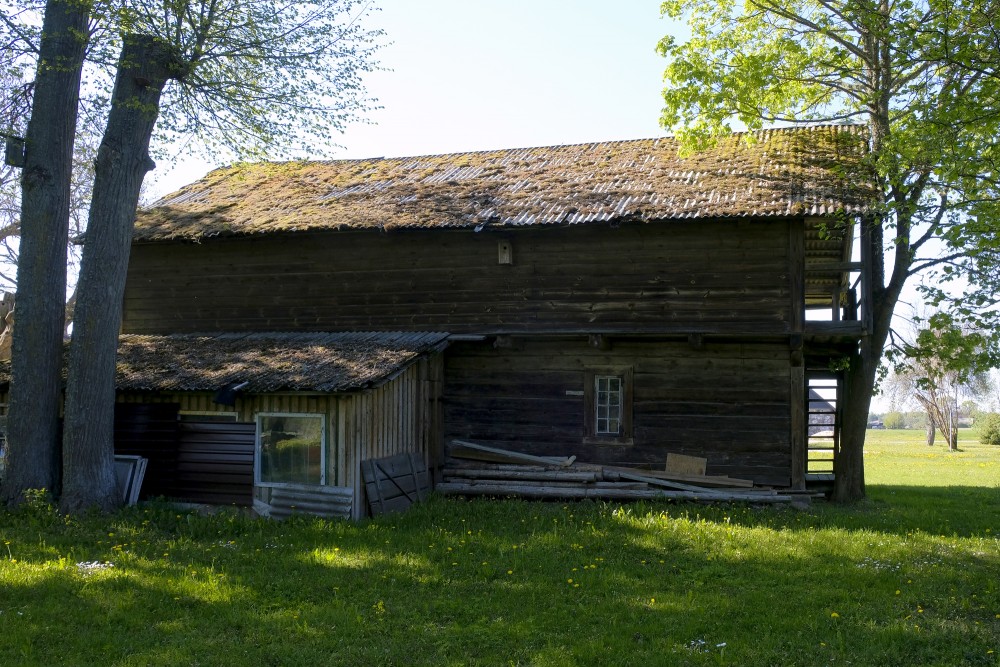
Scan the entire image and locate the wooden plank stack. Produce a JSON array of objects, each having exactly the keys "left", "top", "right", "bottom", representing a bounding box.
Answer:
[{"left": 437, "top": 440, "right": 799, "bottom": 504}]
